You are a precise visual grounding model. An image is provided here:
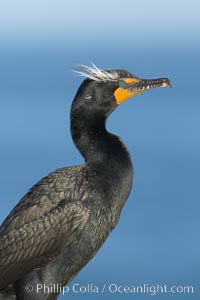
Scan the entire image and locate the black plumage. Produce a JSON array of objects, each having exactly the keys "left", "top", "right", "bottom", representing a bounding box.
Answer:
[{"left": 0, "top": 66, "right": 171, "bottom": 299}]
